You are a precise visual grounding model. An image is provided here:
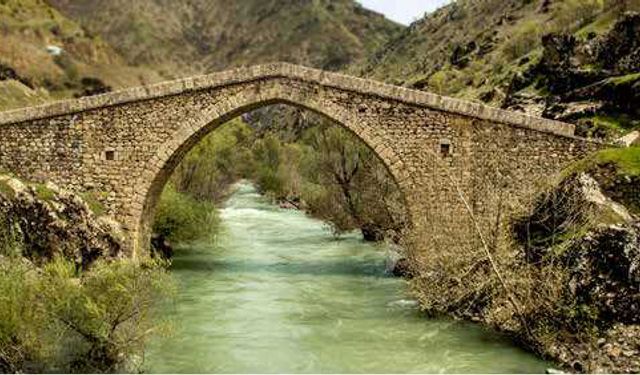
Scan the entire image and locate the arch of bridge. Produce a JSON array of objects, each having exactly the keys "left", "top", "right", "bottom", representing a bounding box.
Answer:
[{"left": 131, "top": 88, "right": 414, "bottom": 253}]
